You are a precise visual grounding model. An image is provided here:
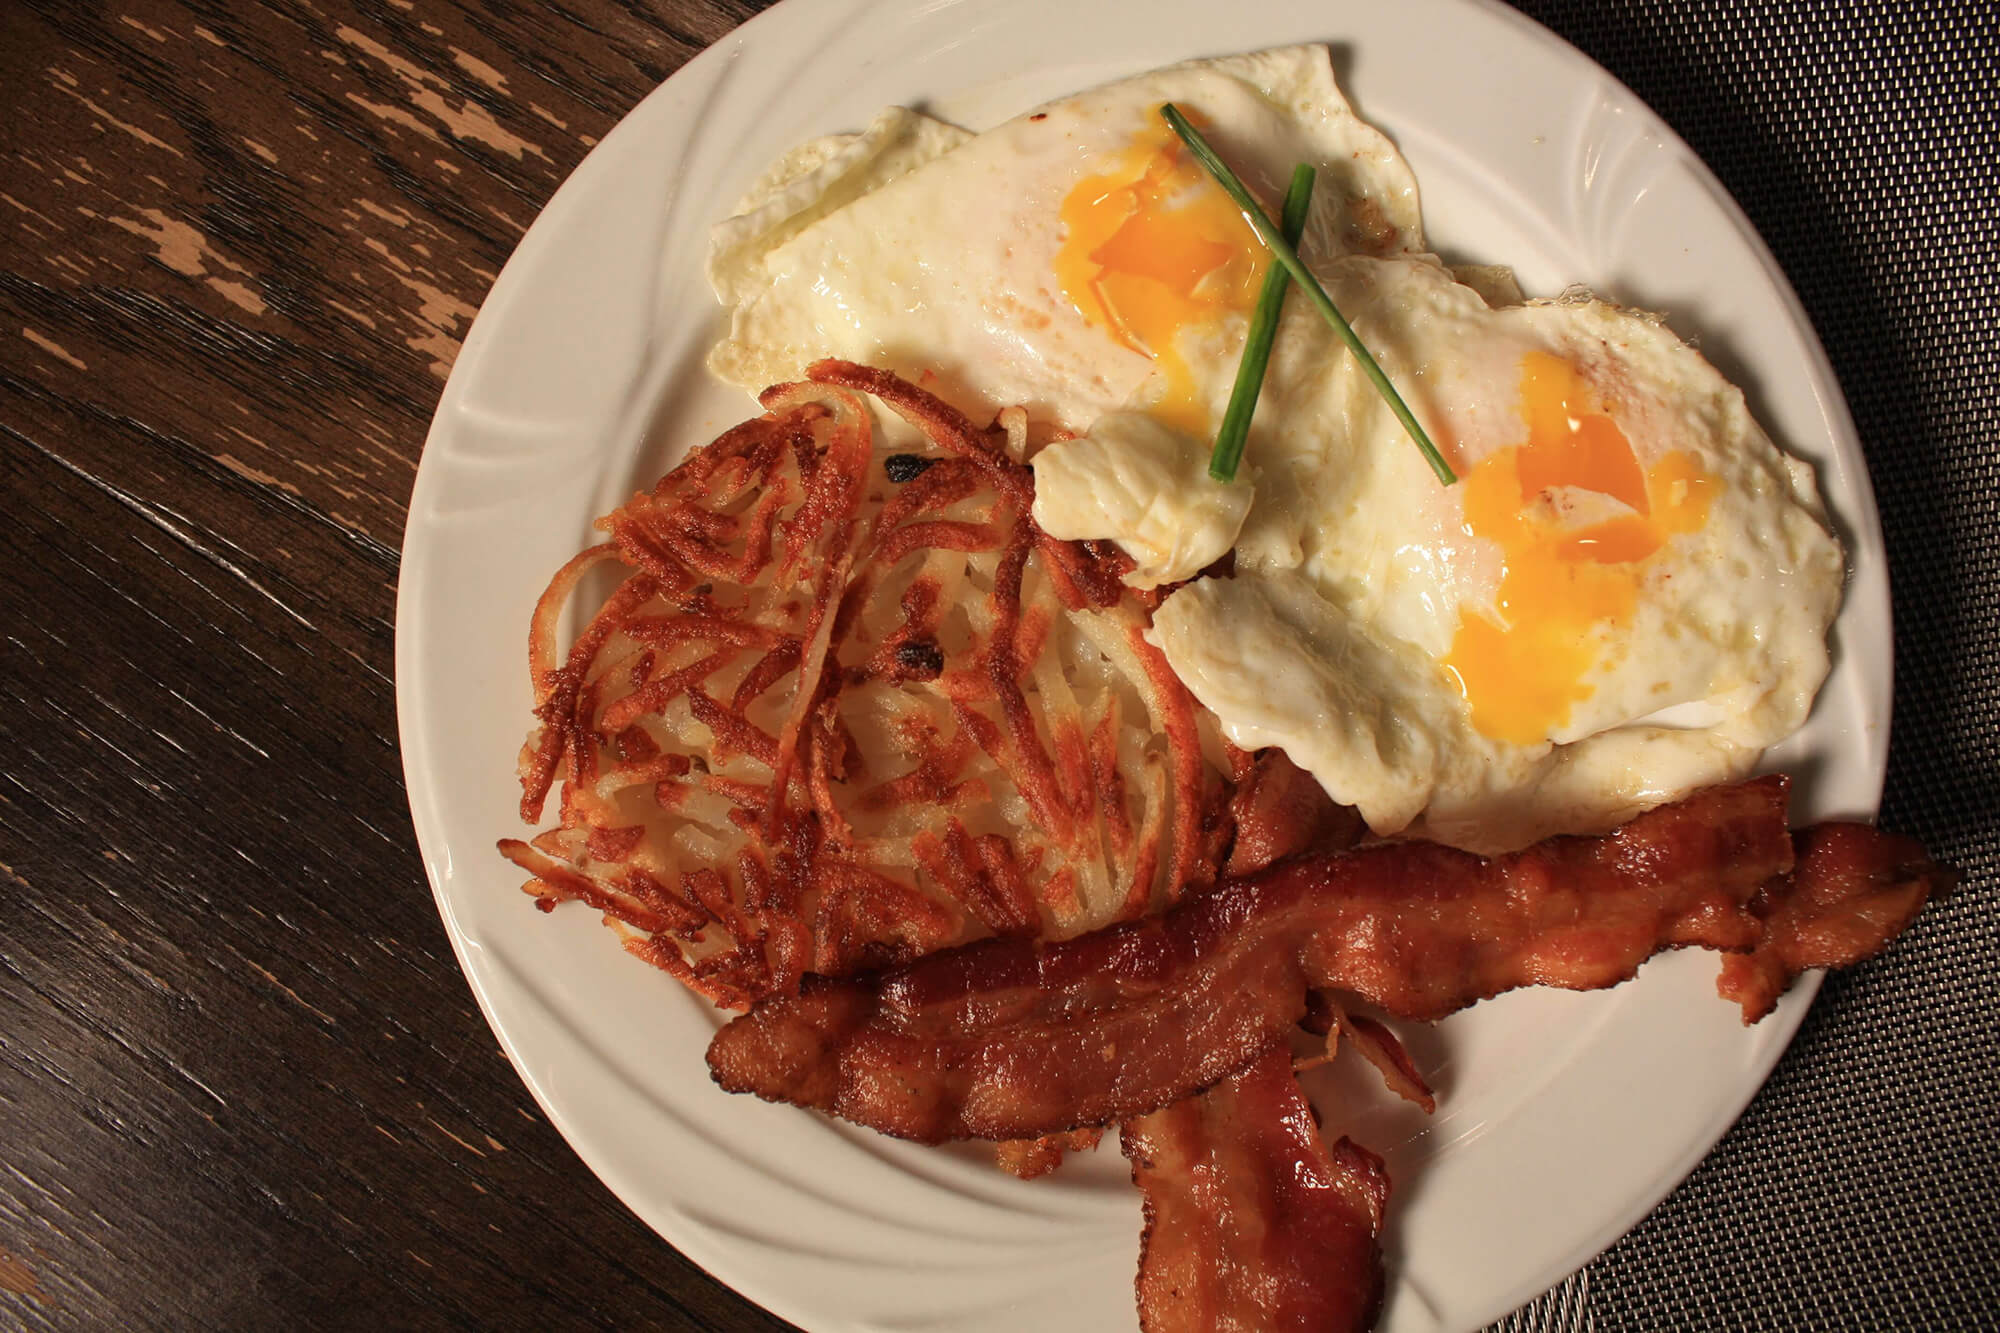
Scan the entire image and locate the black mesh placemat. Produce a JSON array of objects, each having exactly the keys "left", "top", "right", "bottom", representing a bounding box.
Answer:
[{"left": 1486, "top": 2, "right": 1998, "bottom": 1329}]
